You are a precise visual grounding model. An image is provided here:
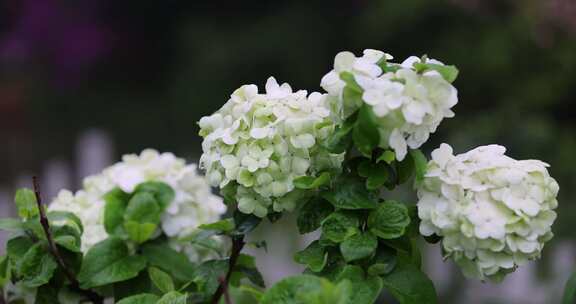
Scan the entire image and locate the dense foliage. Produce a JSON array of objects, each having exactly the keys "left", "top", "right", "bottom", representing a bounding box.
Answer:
[{"left": 0, "top": 48, "right": 562, "bottom": 303}]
